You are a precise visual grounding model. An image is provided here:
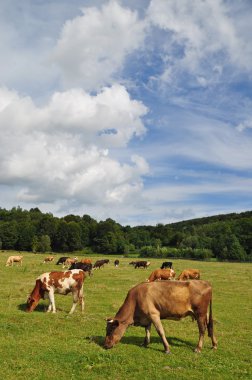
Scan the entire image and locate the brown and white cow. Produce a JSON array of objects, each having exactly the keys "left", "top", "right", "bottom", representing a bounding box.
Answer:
[
  {"left": 147, "top": 268, "right": 175, "bottom": 282},
  {"left": 6, "top": 255, "right": 23, "bottom": 266},
  {"left": 104, "top": 280, "right": 217, "bottom": 354},
  {"left": 43, "top": 256, "right": 54, "bottom": 263},
  {"left": 26, "top": 269, "right": 85, "bottom": 314},
  {"left": 177, "top": 269, "right": 200, "bottom": 281},
  {"left": 62, "top": 257, "right": 78, "bottom": 268}
]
